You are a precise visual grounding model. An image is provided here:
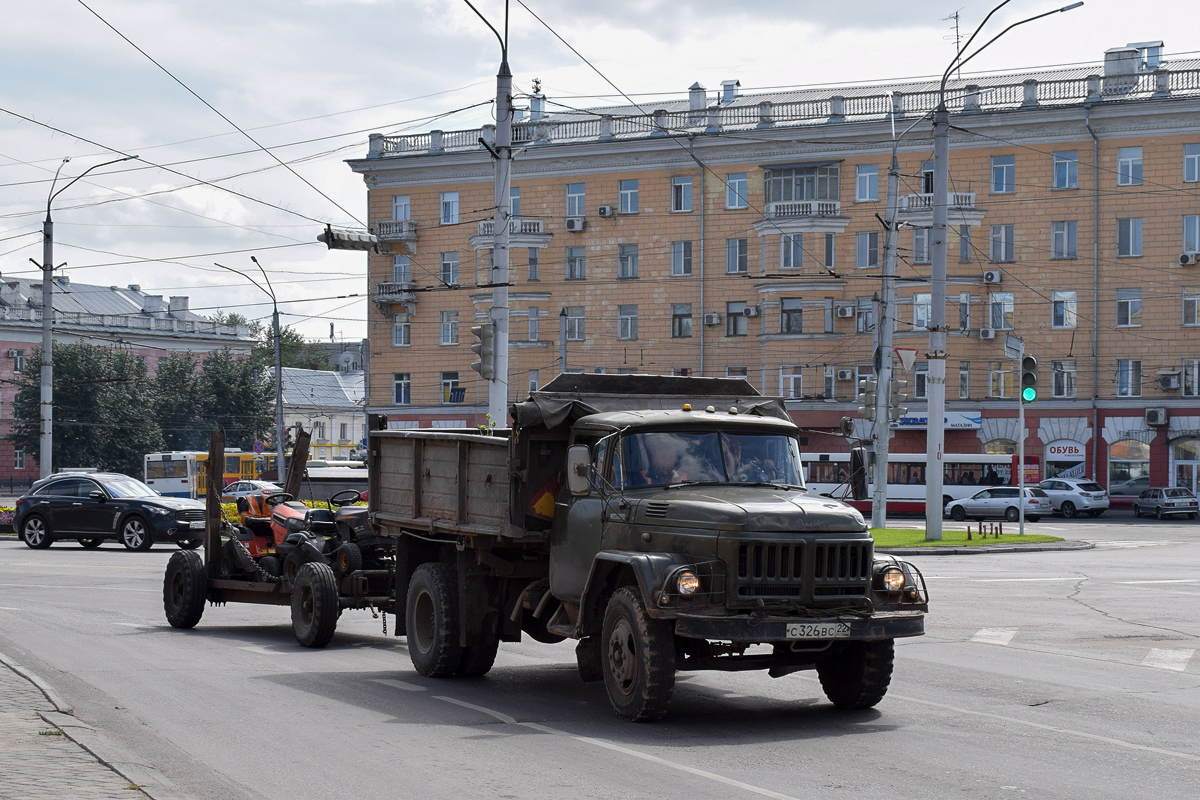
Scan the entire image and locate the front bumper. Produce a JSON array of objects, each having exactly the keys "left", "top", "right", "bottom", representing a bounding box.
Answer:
[{"left": 674, "top": 610, "right": 924, "bottom": 642}]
